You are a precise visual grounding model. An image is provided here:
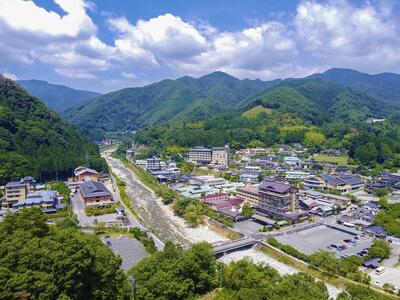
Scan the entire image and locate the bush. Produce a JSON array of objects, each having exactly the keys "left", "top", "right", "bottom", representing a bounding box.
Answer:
[{"left": 85, "top": 203, "right": 116, "bottom": 216}]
